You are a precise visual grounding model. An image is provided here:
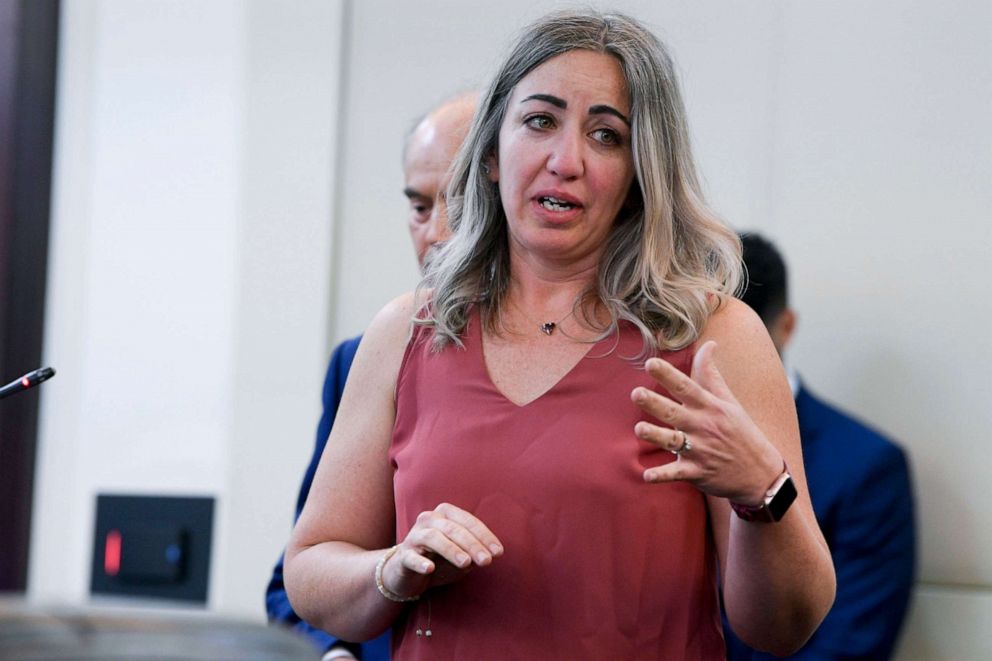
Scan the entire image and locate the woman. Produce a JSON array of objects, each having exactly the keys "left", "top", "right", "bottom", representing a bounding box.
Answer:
[{"left": 286, "top": 10, "right": 834, "bottom": 659}]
